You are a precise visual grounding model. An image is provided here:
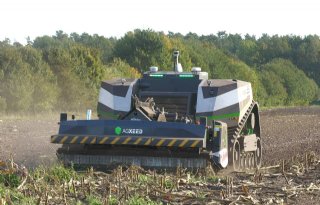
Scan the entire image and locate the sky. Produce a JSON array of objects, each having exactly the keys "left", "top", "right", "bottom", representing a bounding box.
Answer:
[{"left": 1, "top": 0, "right": 320, "bottom": 44}]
